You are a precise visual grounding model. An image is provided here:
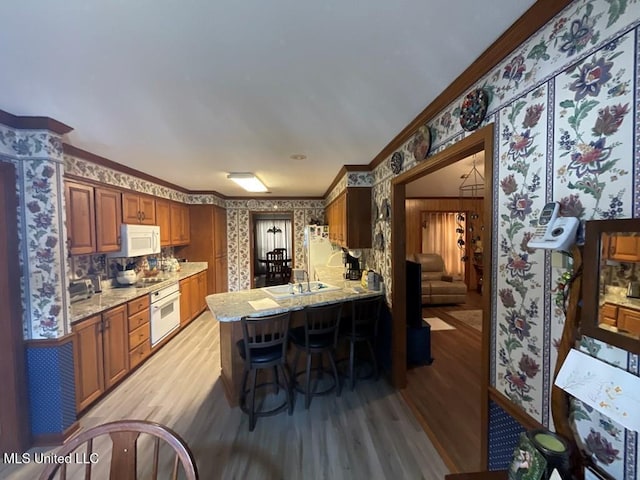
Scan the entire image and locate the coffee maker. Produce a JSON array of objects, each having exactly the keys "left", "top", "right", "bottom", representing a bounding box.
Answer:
[{"left": 342, "top": 248, "right": 362, "bottom": 280}]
